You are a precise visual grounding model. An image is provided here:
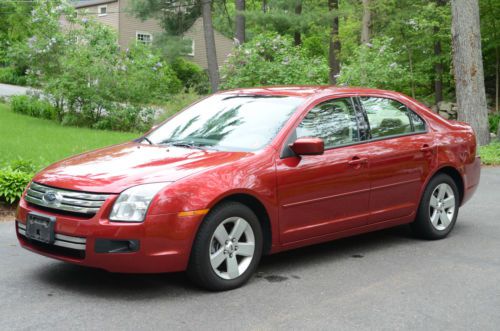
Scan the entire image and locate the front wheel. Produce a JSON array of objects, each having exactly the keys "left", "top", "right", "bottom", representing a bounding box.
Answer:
[
  {"left": 187, "top": 202, "right": 263, "bottom": 291},
  {"left": 411, "top": 173, "right": 460, "bottom": 240}
]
